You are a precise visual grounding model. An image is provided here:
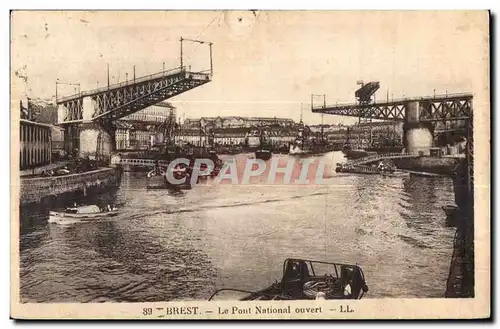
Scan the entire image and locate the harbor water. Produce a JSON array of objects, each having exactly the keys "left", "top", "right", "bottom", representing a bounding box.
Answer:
[{"left": 19, "top": 152, "right": 456, "bottom": 302}]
